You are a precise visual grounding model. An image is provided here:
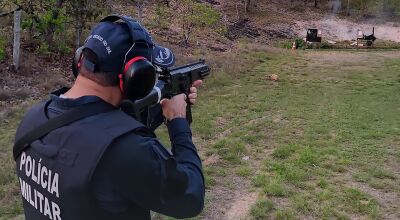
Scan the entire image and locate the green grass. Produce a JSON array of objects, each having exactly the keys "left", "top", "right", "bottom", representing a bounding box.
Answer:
[
  {"left": 250, "top": 199, "right": 274, "bottom": 219},
  {"left": 191, "top": 48, "right": 399, "bottom": 219},
  {"left": 1, "top": 47, "right": 400, "bottom": 219},
  {"left": 0, "top": 106, "right": 28, "bottom": 219},
  {"left": 243, "top": 50, "right": 399, "bottom": 219}
]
